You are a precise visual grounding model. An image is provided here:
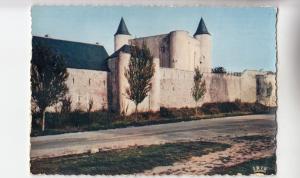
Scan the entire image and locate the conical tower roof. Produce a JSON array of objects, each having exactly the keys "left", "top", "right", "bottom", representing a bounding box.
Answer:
[
  {"left": 114, "top": 17, "right": 131, "bottom": 36},
  {"left": 194, "top": 18, "right": 210, "bottom": 36}
]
